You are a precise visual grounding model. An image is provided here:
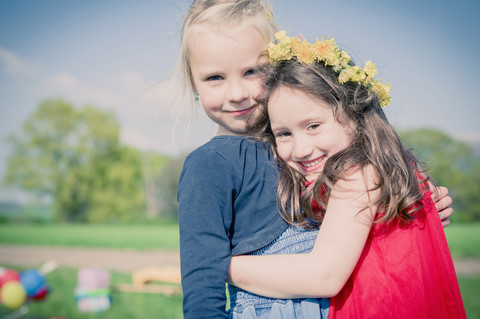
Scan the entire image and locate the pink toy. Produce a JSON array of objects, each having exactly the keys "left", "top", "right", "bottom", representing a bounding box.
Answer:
[
  {"left": 75, "top": 267, "right": 112, "bottom": 312},
  {"left": 77, "top": 267, "right": 111, "bottom": 290}
]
